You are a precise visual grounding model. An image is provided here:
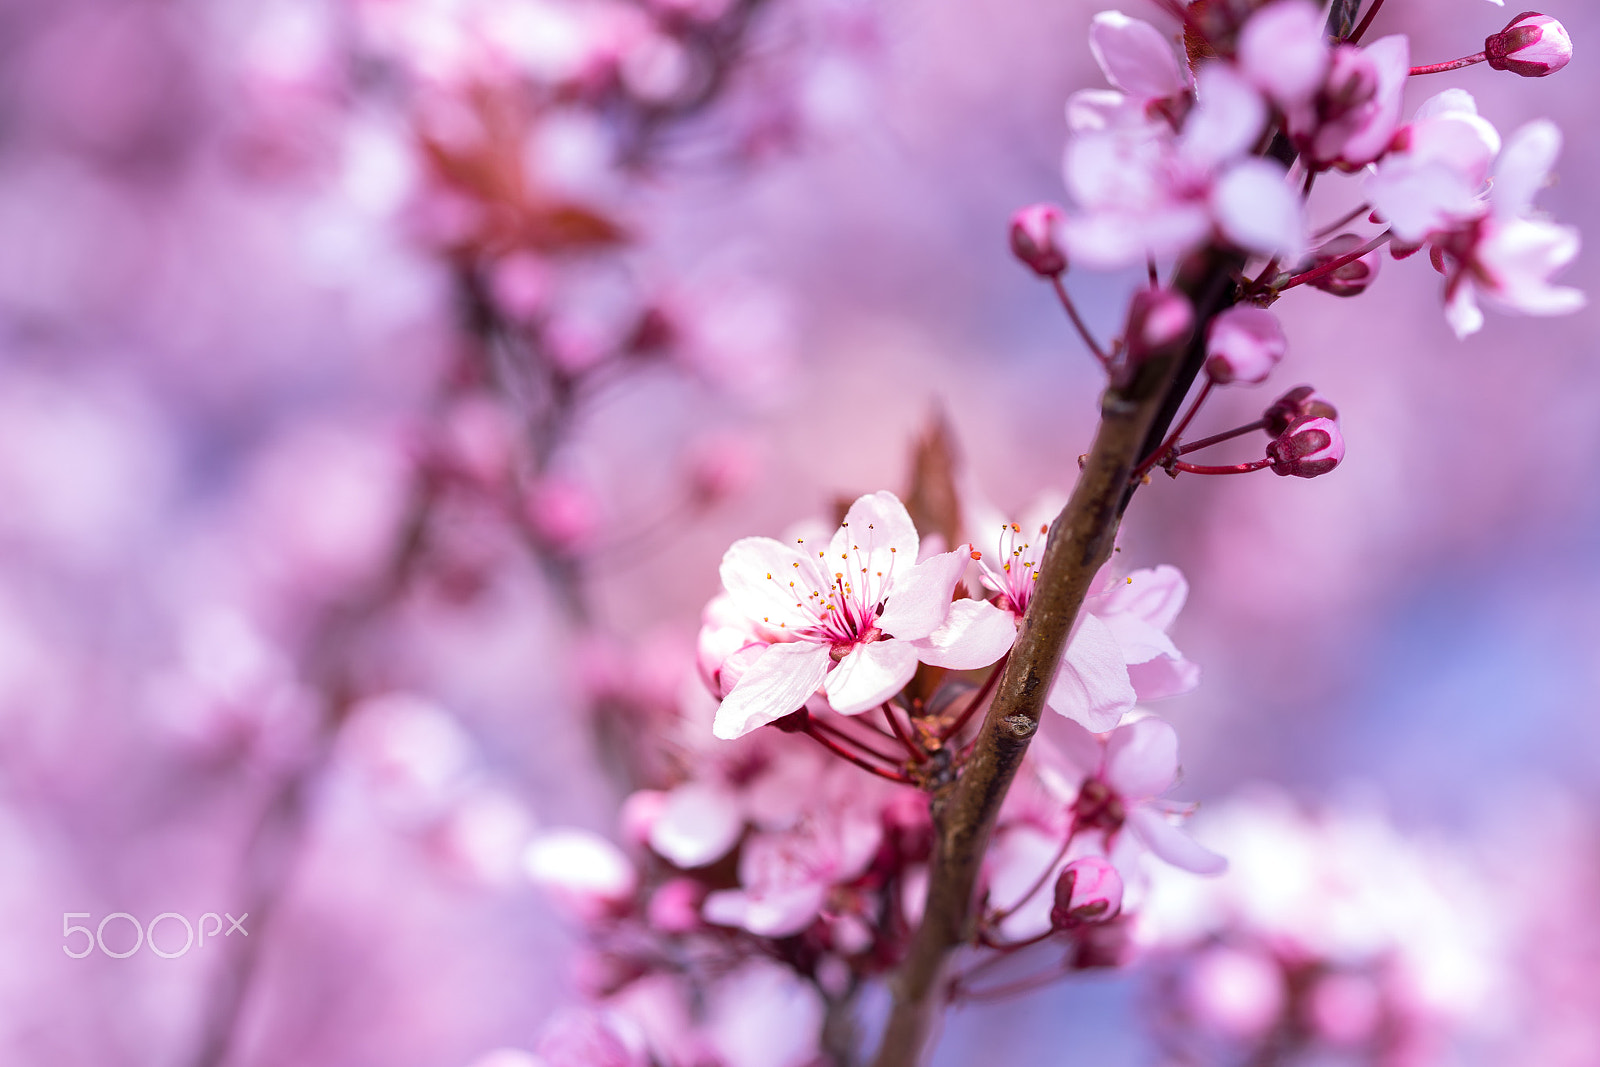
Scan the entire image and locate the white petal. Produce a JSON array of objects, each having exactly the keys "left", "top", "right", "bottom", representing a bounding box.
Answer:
[
  {"left": 1102, "top": 565, "right": 1187, "bottom": 632},
  {"left": 720, "top": 537, "right": 826, "bottom": 631},
  {"left": 1237, "top": 0, "right": 1328, "bottom": 109},
  {"left": 877, "top": 549, "right": 967, "bottom": 640},
  {"left": 1492, "top": 120, "right": 1562, "bottom": 220},
  {"left": 648, "top": 782, "right": 744, "bottom": 867},
  {"left": 1213, "top": 158, "right": 1306, "bottom": 262},
  {"left": 1444, "top": 280, "right": 1485, "bottom": 339},
  {"left": 1128, "top": 655, "right": 1201, "bottom": 702},
  {"left": 1088, "top": 11, "right": 1187, "bottom": 100},
  {"left": 827, "top": 491, "right": 919, "bottom": 590},
  {"left": 912, "top": 598, "right": 1016, "bottom": 670},
  {"left": 1127, "top": 806, "right": 1227, "bottom": 874},
  {"left": 1045, "top": 613, "right": 1136, "bottom": 732},
  {"left": 1181, "top": 63, "right": 1266, "bottom": 168},
  {"left": 714, "top": 642, "right": 831, "bottom": 739},
  {"left": 702, "top": 885, "right": 828, "bottom": 938},
  {"left": 824, "top": 640, "right": 918, "bottom": 714},
  {"left": 1066, "top": 88, "right": 1142, "bottom": 133},
  {"left": 1103, "top": 716, "right": 1179, "bottom": 799}
]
